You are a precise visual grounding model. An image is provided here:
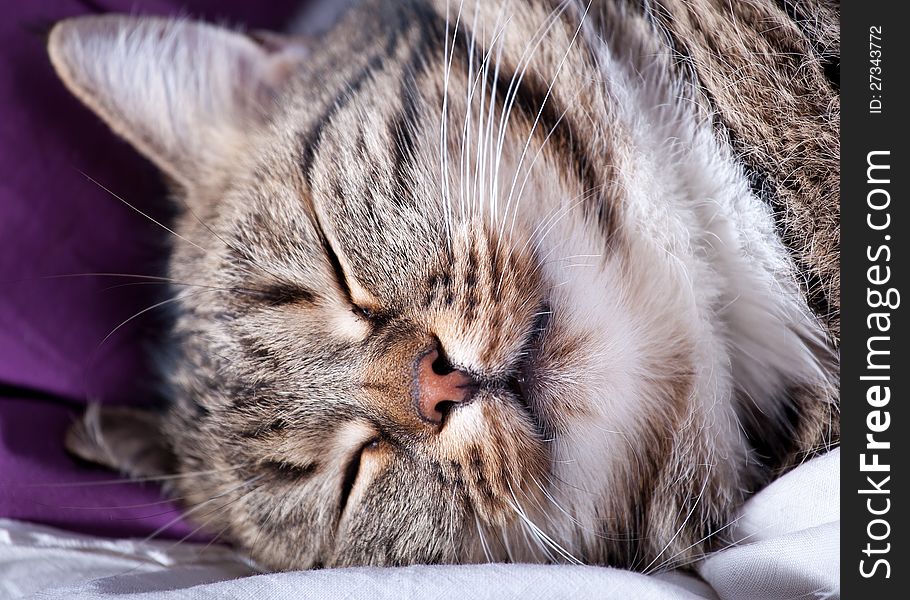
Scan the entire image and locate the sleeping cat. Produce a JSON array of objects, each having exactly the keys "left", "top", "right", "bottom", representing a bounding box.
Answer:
[{"left": 47, "top": 0, "right": 839, "bottom": 571}]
